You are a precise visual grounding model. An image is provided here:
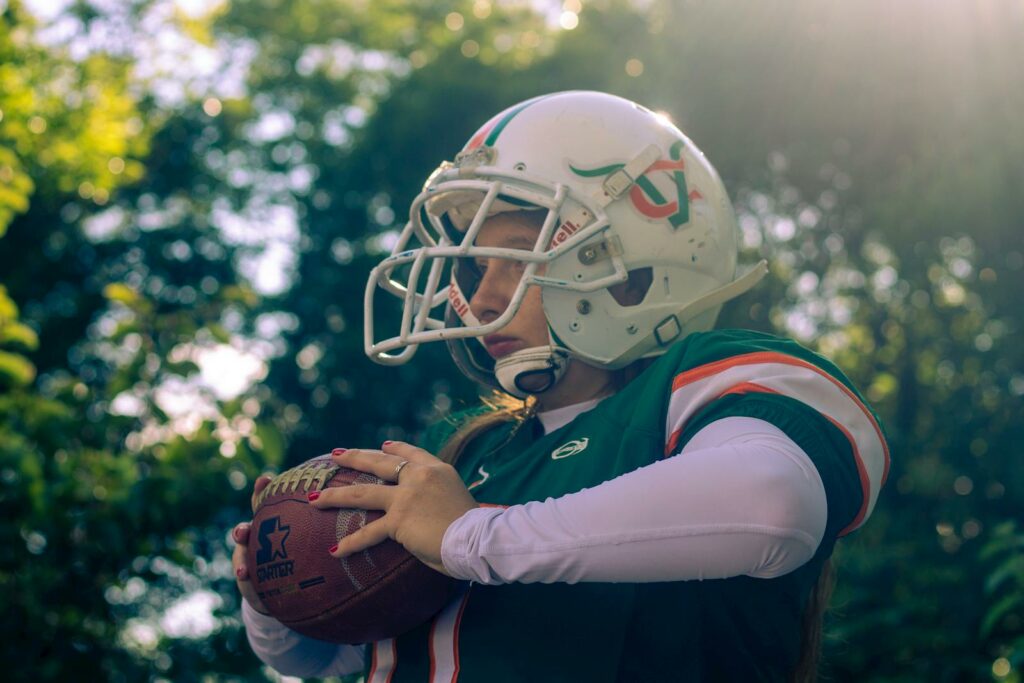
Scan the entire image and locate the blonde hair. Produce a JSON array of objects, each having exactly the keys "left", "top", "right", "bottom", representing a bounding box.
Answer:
[{"left": 436, "top": 393, "right": 538, "bottom": 466}]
